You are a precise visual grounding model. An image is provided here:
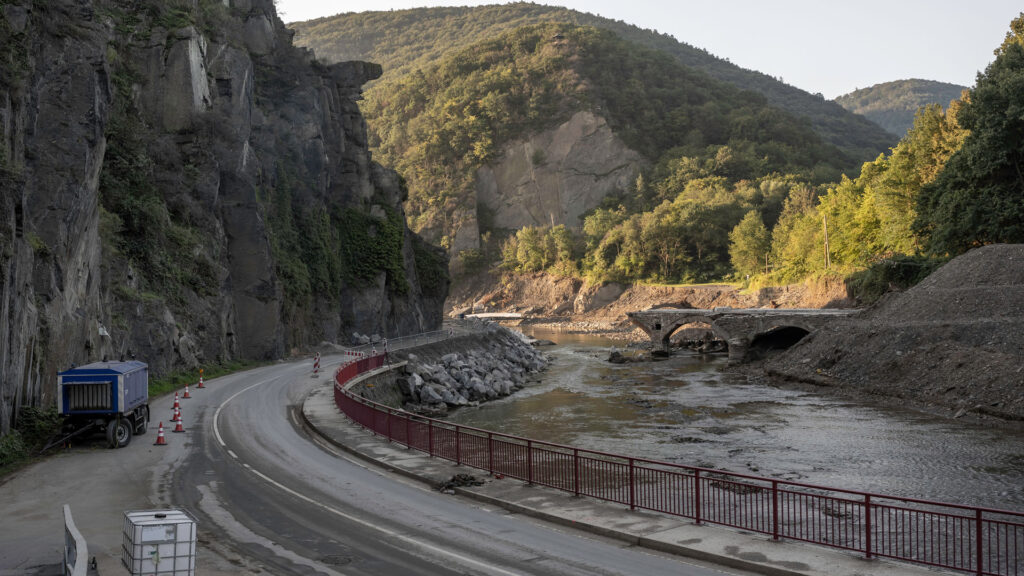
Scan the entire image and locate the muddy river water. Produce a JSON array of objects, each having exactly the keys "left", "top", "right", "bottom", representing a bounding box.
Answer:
[{"left": 446, "top": 328, "right": 1024, "bottom": 511}]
